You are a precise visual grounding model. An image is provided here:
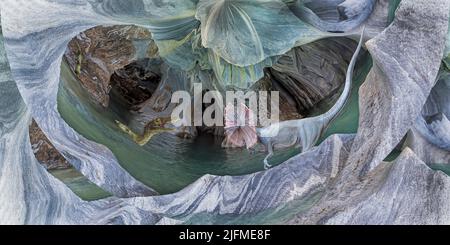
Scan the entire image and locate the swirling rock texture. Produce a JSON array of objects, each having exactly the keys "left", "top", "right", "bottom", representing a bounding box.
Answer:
[
  {"left": 0, "top": 0, "right": 450, "bottom": 225},
  {"left": 0, "top": 21, "right": 167, "bottom": 225},
  {"left": 268, "top": 38, "right": 357, "bottom": 116}
]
